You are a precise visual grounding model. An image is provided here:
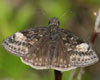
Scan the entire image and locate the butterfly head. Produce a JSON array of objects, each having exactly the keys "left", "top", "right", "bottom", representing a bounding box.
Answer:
[
  {"left": 48, "top": 17, "right": 60, "bottom": 32},
  {"left": 49, "top": 17, "right": 60, "bottom": 27}
]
